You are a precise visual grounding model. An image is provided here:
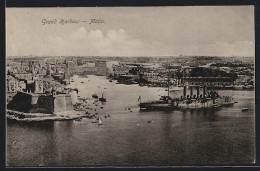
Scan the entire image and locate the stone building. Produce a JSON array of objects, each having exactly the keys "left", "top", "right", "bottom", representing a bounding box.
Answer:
[
  {"left": 34, "top": 79, "right": 44, "bottom": 93},
  {"left": 6, "top": 75, "right": 26, "bottom": 93}
]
